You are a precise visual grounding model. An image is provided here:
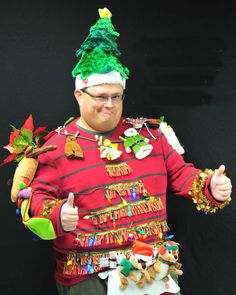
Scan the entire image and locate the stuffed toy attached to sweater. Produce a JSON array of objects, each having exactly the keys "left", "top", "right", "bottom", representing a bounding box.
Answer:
[
  {"left": 147, "top": 240, "right": 183, "bottom": 284},
  {"left": 121, "top": 128, "right": 153, "bottom": 159},
  {"left": 0, "top": 114, "right": 58, "bottom": 239},
  {"left": 118, "top": 240, "right": 156, "bottom": 289}
]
